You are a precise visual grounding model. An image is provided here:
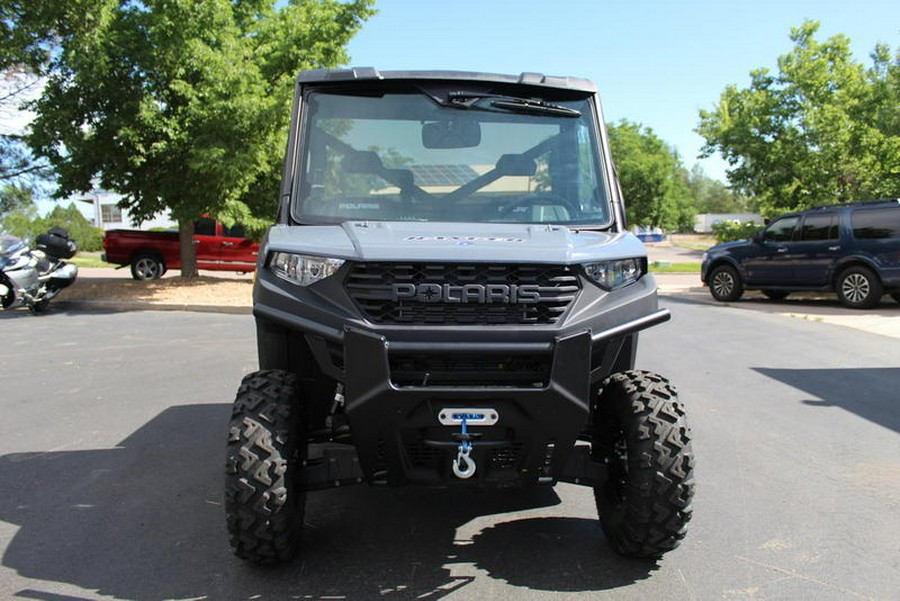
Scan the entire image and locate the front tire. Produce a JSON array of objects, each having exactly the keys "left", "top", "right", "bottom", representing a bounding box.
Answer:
[
  {"left": 836, "top": 266, "right": 882, "bottom": 309},
  {"left": 593, "top": 370, "right": 695, "bottom": 559},
  {"left": 708, "top": 264, "right": 743, "bottom": 302},
  {"left": 30, "top": 299, "right": 50, "bottom": 313},
  {"left": 225, "top": 370, "right": 305, "bottom": 564}
]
